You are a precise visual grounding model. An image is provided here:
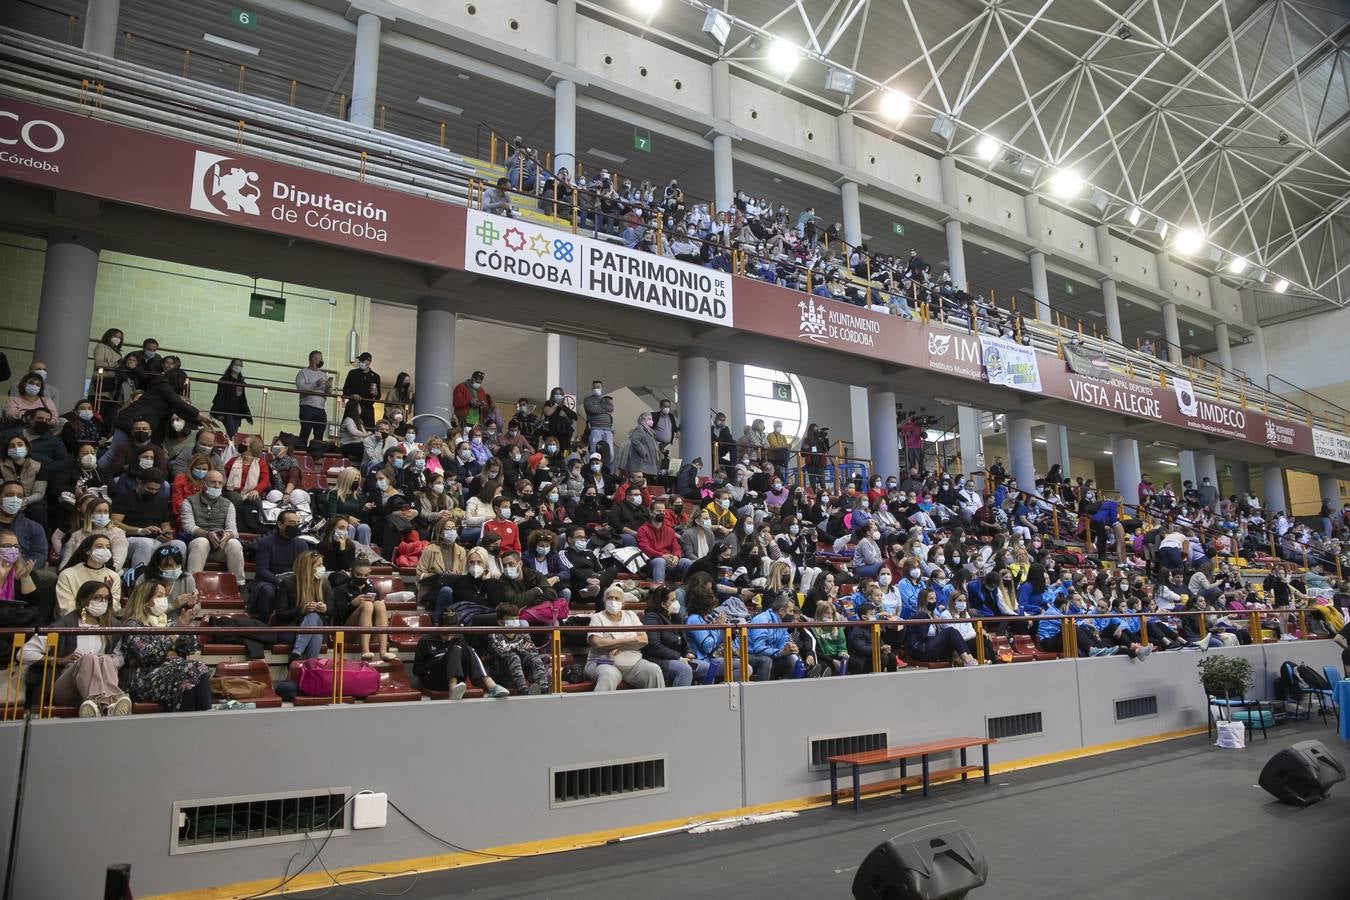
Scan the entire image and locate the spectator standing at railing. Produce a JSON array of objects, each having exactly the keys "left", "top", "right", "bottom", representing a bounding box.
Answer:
[
  {"left": 294, "top": 350, "right": 335, "bottom": 444},
  {"left": 205, "top": 359, "right": 253, "bottom": 440},
  {"left": 582, "top": 381, "right": 615, "bottom": 465},
  {"left": 483, "top": 177, "right": 513, "bottom": 217},
  {"left": 454, "top": 370, "right": 491, "bottom": 429},
  {"left": 340, "top": 352, "right": 381, "bottom": 433}
]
